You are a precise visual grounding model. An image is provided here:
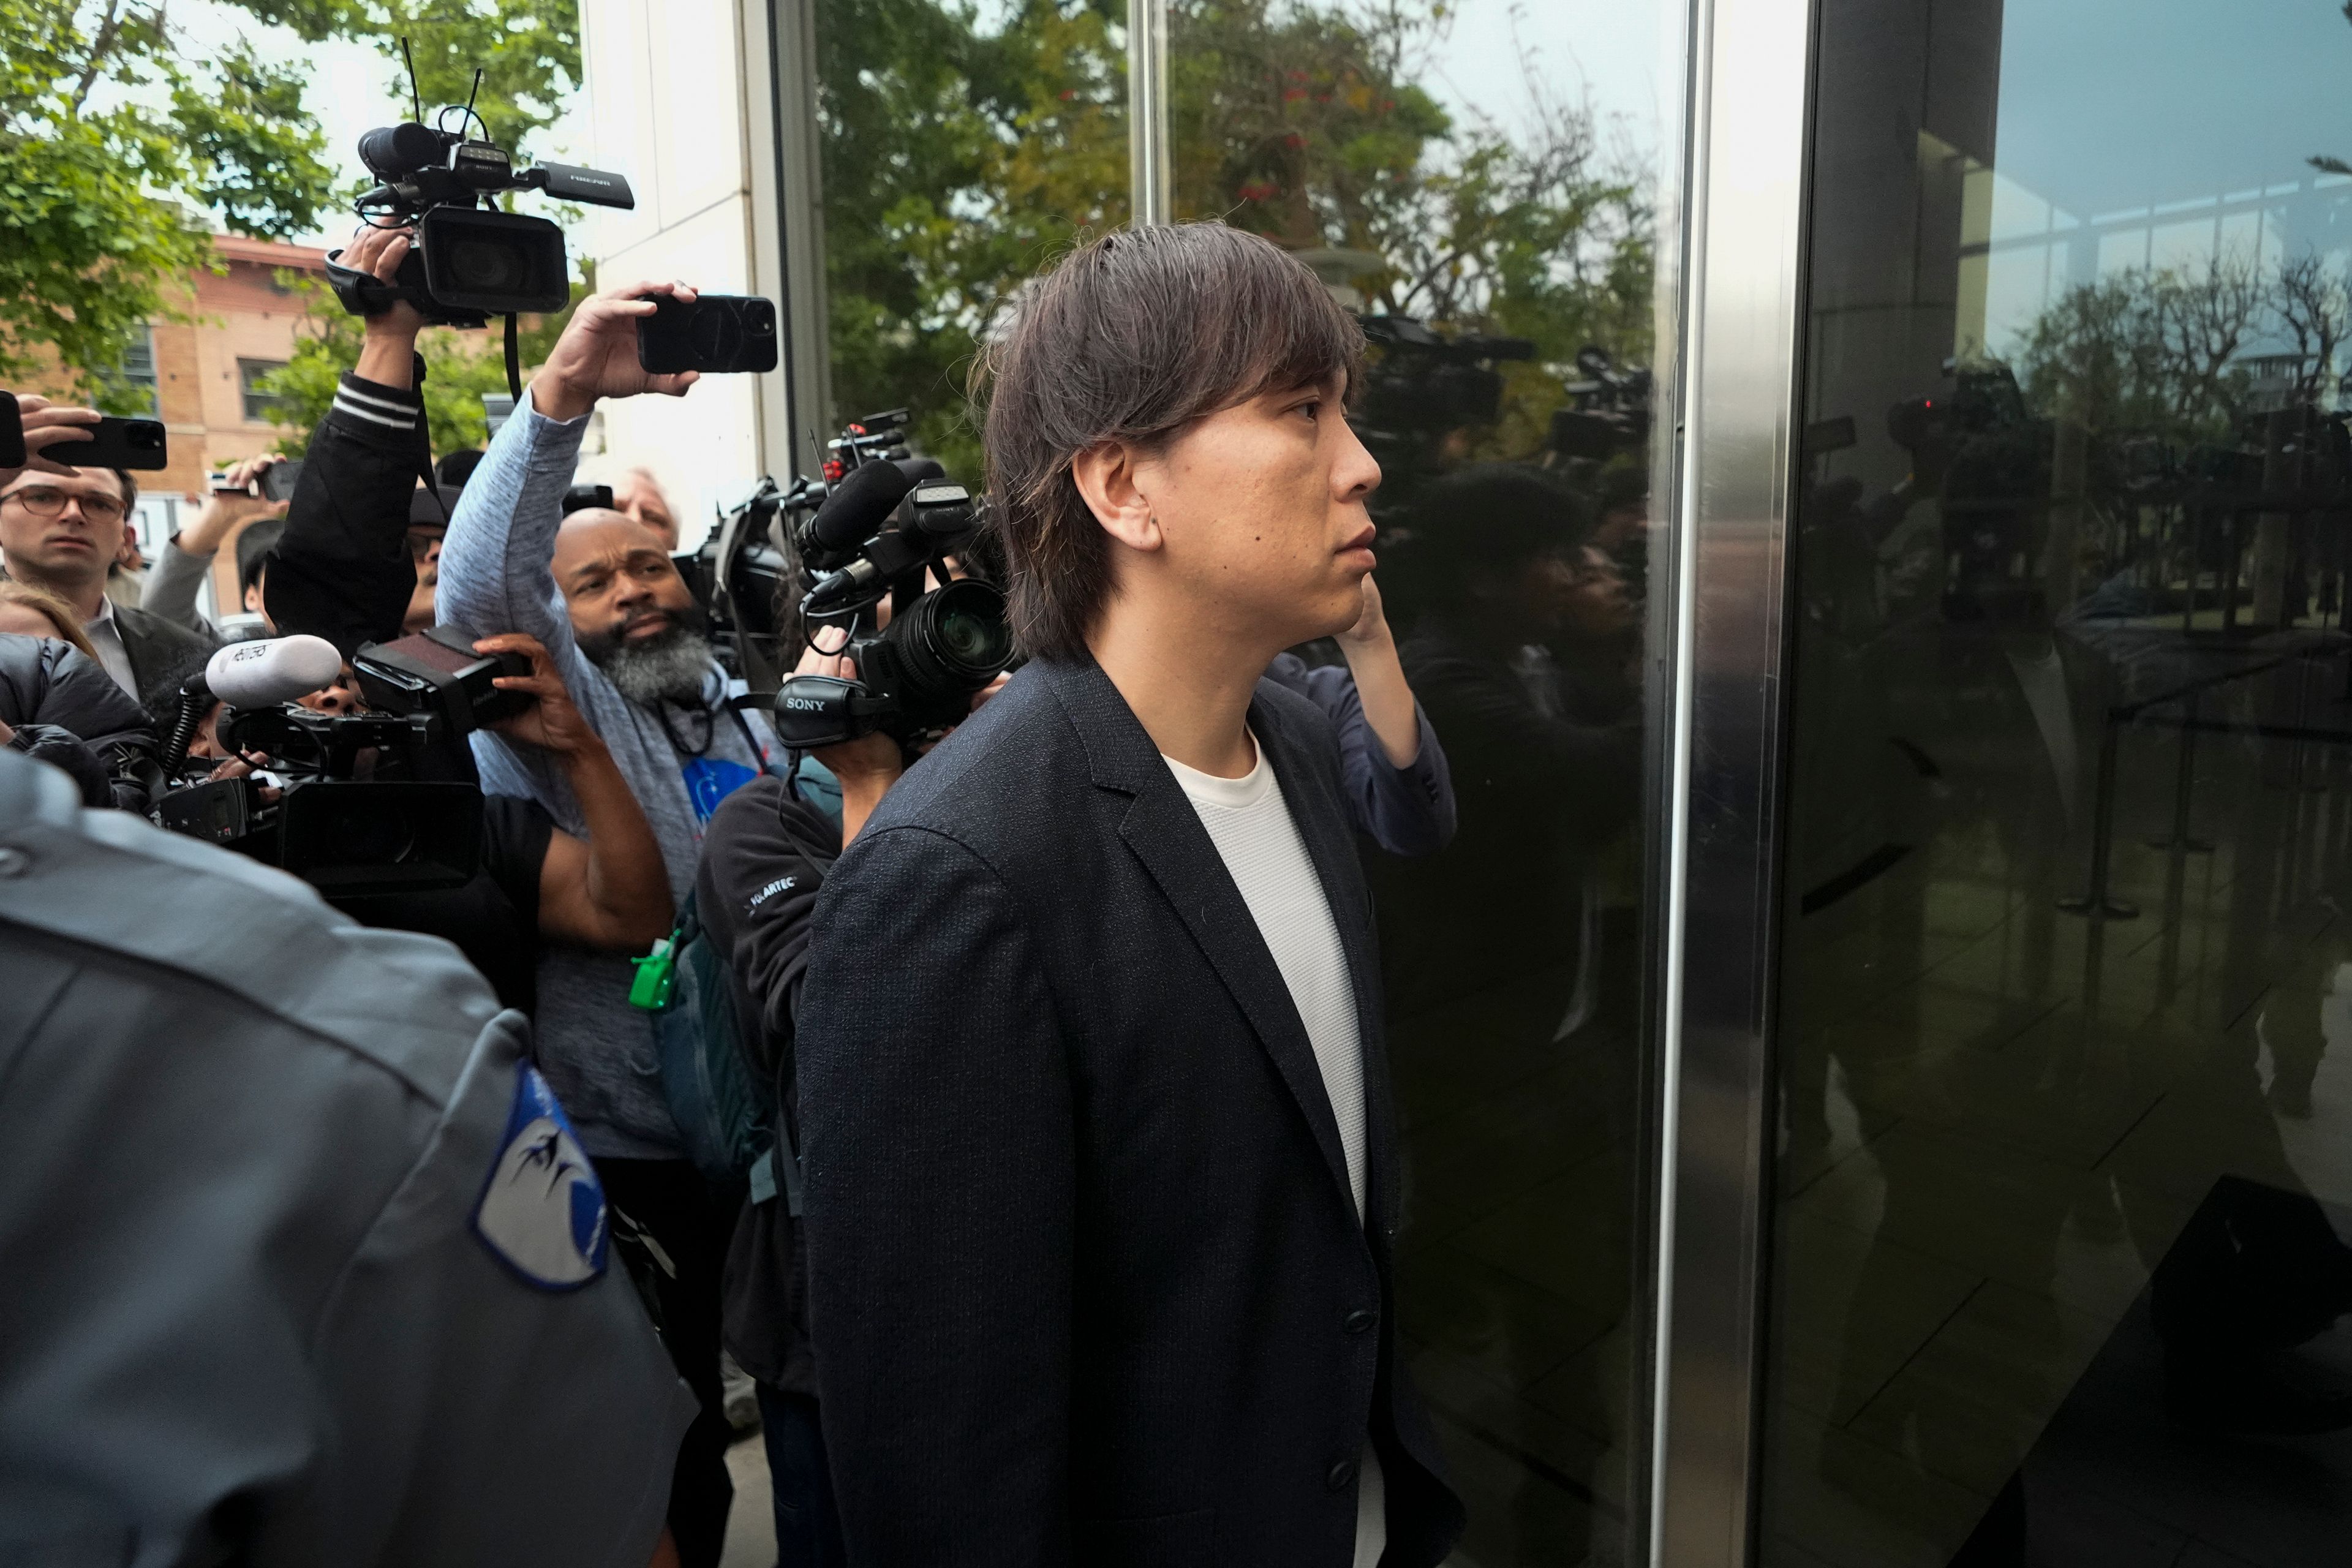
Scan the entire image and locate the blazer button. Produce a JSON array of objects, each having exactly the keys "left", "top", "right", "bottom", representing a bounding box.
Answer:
[
  {"left": 1326, "top": 1459, "right": 1357, "bottom": 1491},
  {"left": 1344, "top": 1308, "right": 1378, "bottom": 1335}
]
